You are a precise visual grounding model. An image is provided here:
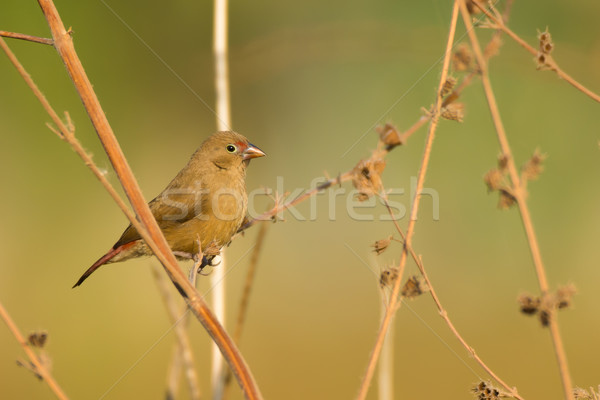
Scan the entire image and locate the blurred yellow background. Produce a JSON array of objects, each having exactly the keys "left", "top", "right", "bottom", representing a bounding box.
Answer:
[{"left": 1, "top": 1, "right": 599, "bottom": 399}]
